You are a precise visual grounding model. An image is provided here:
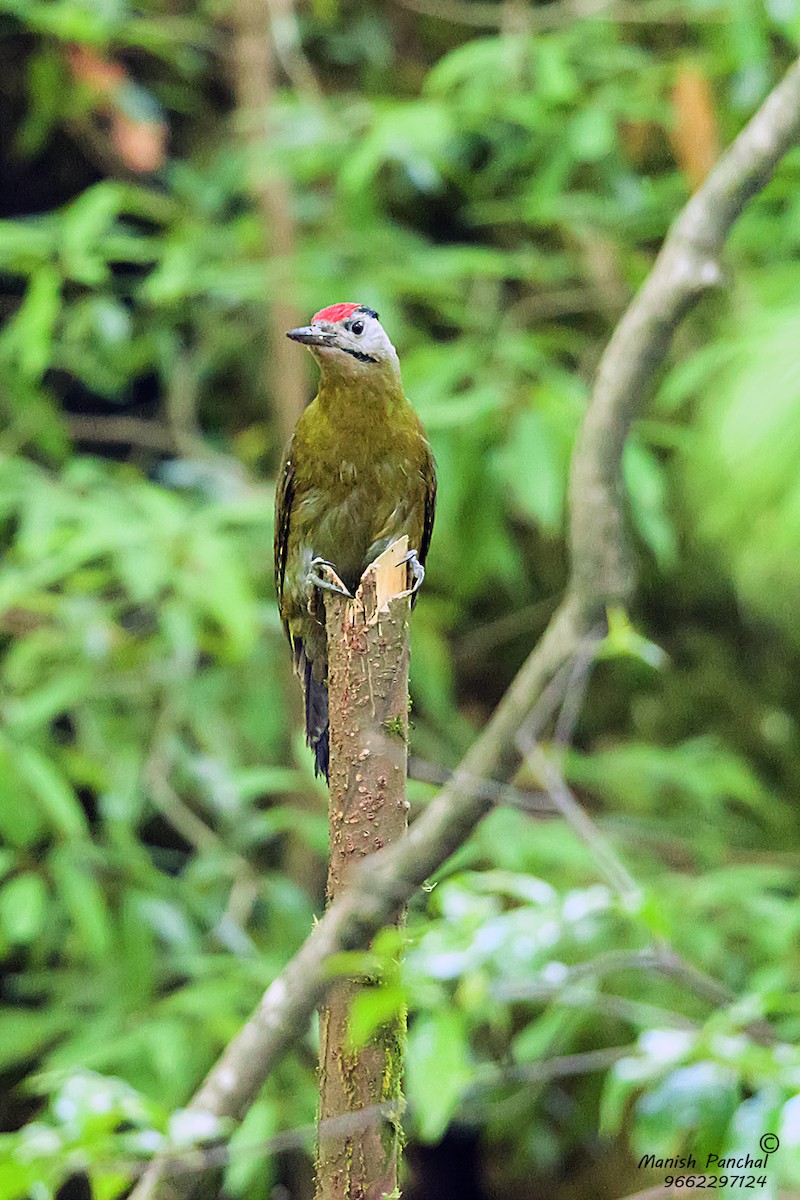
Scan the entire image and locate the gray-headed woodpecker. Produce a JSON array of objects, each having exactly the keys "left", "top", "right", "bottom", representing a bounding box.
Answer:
[{"left": 274, "top": 303, "right": 436, "bottom": 779}]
